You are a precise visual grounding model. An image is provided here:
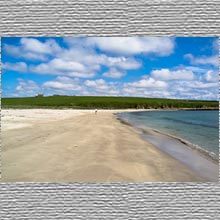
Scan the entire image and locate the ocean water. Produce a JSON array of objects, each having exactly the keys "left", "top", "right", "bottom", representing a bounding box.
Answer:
[{"left": 117, "top": 110, "right": 219, "bottom": 157}]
